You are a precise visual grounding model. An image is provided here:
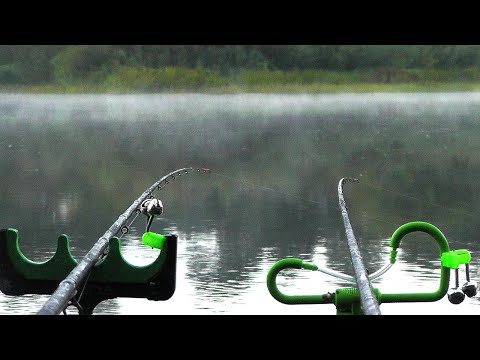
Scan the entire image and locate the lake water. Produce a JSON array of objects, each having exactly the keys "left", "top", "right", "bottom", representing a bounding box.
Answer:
[{"left": 0, "top": 93, "right": 479, "bottom": 315}]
